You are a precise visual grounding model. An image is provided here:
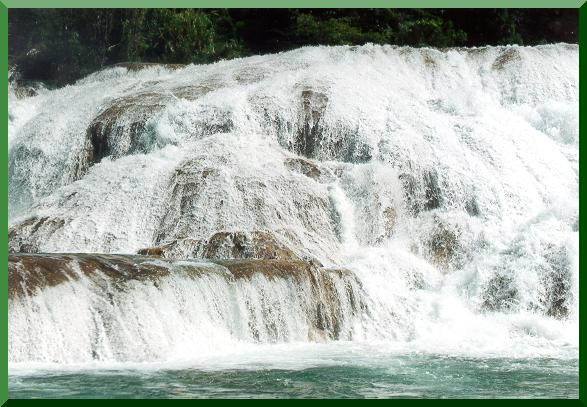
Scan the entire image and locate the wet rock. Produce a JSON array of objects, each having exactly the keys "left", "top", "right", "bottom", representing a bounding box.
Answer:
[
  {"left": 427, "top": 217, "right": 462, "bottom": 271},
  {"left": 405, "top": 270, "right": 426, "bottom": 290},
  {"left": 539, "top": 244, "right": 572, "bottom": 319},
  {"left": 288, "top": 89, "right": 373, "bottom": 163},
  {"left": 465, "top": 197, "right": 480, "bottom": 217},
  {"left": 294, "top": 89, "right": 328, "bottom": 159},
  {"left": 217, "top": 259, "right": 311, "bottom": 280},
  {"left": 310, "top": 267, "right": 364, "bottom": 339},
  {"left": 154, "top": 162, "right": 218, "bottom": 245},
  {"left": 137, "top": 247, "right": 166, "bottom": 257},
  {"left": 9, "top": 67, "right": 45, "bottom": 98},
  {"left": 399, "top": 173, "right": 418, "bottom": 215},
  {"left": 342, "top": 136, "right": 373, "bottom": 163},
  {"left": 481, "top": 272, "right": 519, "bottom": 312},
  {"left": 206, "top": 231, "right": 300, "bottom": 260},
  {"left": 11, "top": 81, "right": 44, "bottom": 99},
  {"left": 284, "top": 157, "right": 322, "bottom": 179},
  {"left": 80, "top": 84, "right": 217, "bottom": 174},
  {"left": 307, "top": 327, "right": 329, "bottom": 343},
  {"left": 382, "top": 207, "right": 397, "bottom": 238},
  {"left": 140, "top": 231, "right": 302, "bottom": 261},
  {"left": 9, "top": 216, "right": 65, "bottom": 253},
  {"left": 9, "top": 253, "right": 366, "bottom": 341},
  {"left": 423, "top": 170, "right": 442, "bottom": 211},
  {"left": 9, "top": 254, "right": 75, "bottom": 298},
  {"left": 399, "top": 170, "right": 443, "bottom": 215},
  {"left": 8, "top": 253, "right": 171, "bottom": 298},
  {"left": 153, "top": 153, "right": 340, "bottom": 263},
  {"left": 84, "top": 92, "right": 170, "bottom": 165},
  {"left": 422, "top": 50, "right": 438, "bottom": 68},
  {"left": 492, "top": 48, "right": 521, "bottom": 71}
]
